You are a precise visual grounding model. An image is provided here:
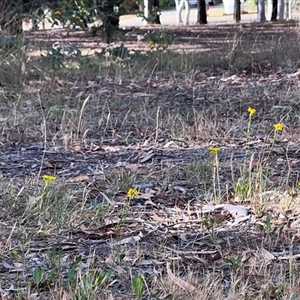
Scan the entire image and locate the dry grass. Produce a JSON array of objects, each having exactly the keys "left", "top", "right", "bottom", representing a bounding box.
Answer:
[{"left": 0, "top": 23, "right": 300, "bottom": 299}]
